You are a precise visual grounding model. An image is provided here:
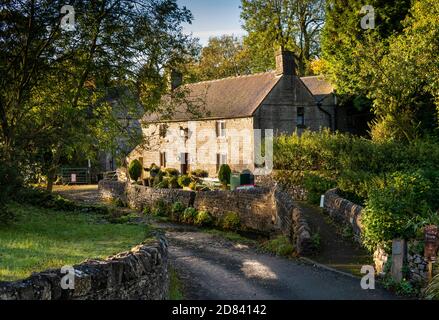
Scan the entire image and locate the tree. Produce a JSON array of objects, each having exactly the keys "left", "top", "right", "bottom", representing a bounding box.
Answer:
[
  {"left": 321, "top": 0, "right": 438, "bottom": 141},
  {"left": 128, "top": 159, "right": 143, "bottom": 182},
  {"left": 0, "top": 0, "right": 196, "bottom": 190},
  {"left": 241, "top": 0, "right": 325, "bottom": 75},
  {"left": 186, "top": 35, "right": 251, "bottom": 83}
]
